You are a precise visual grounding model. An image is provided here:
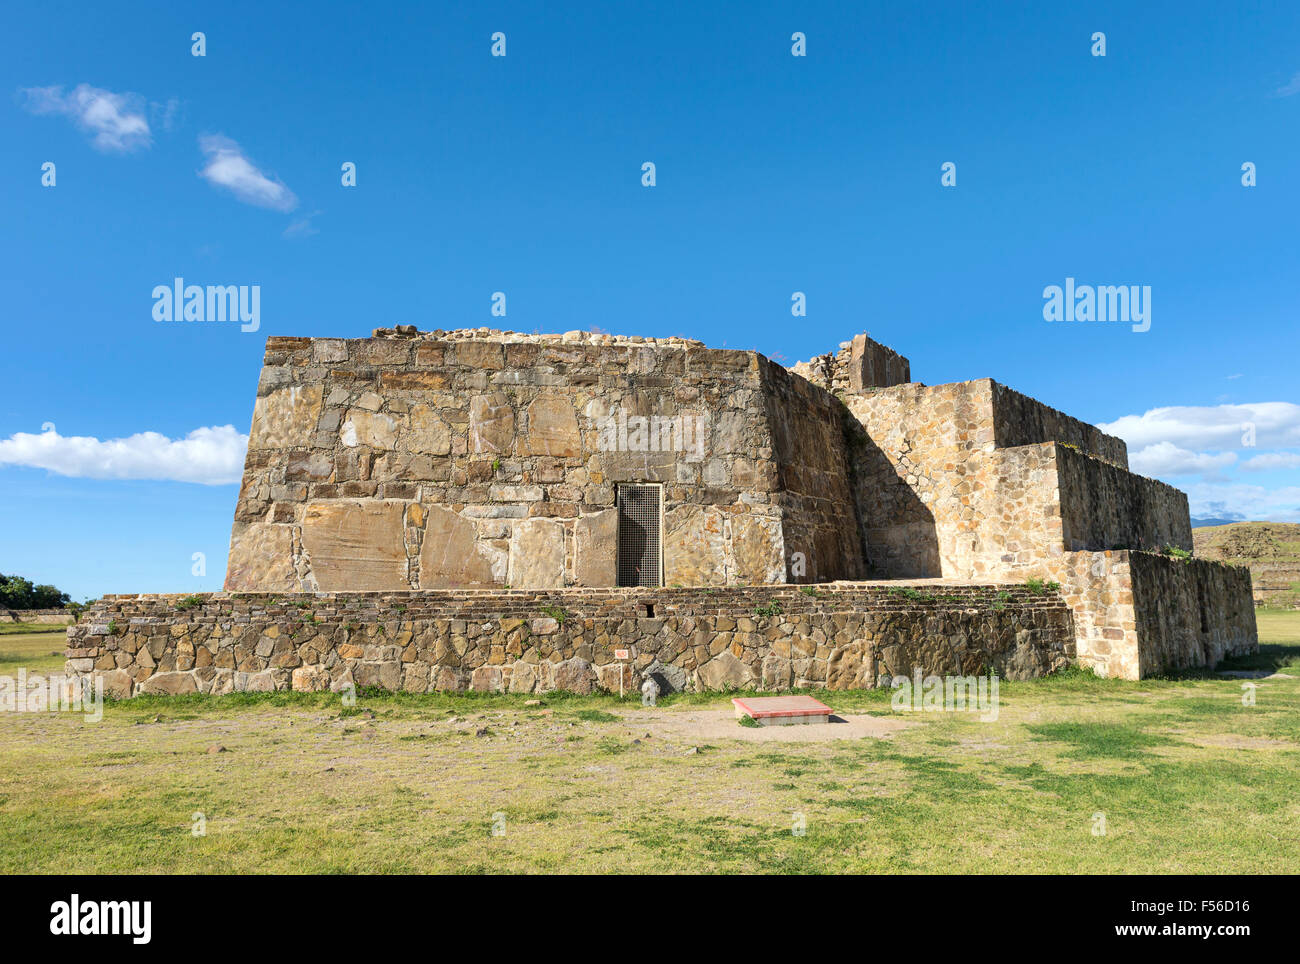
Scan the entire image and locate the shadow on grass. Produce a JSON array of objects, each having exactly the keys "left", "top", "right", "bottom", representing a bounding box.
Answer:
[
  {"left": 1151, "top": 643, "right": 1300, "bottom": 681},
  {"left": 1025, "top": 721, "right": 1179, "bottom": 760},
  {"left": 1215, "top": 643, "right": 1300, "bottom": 675}
]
